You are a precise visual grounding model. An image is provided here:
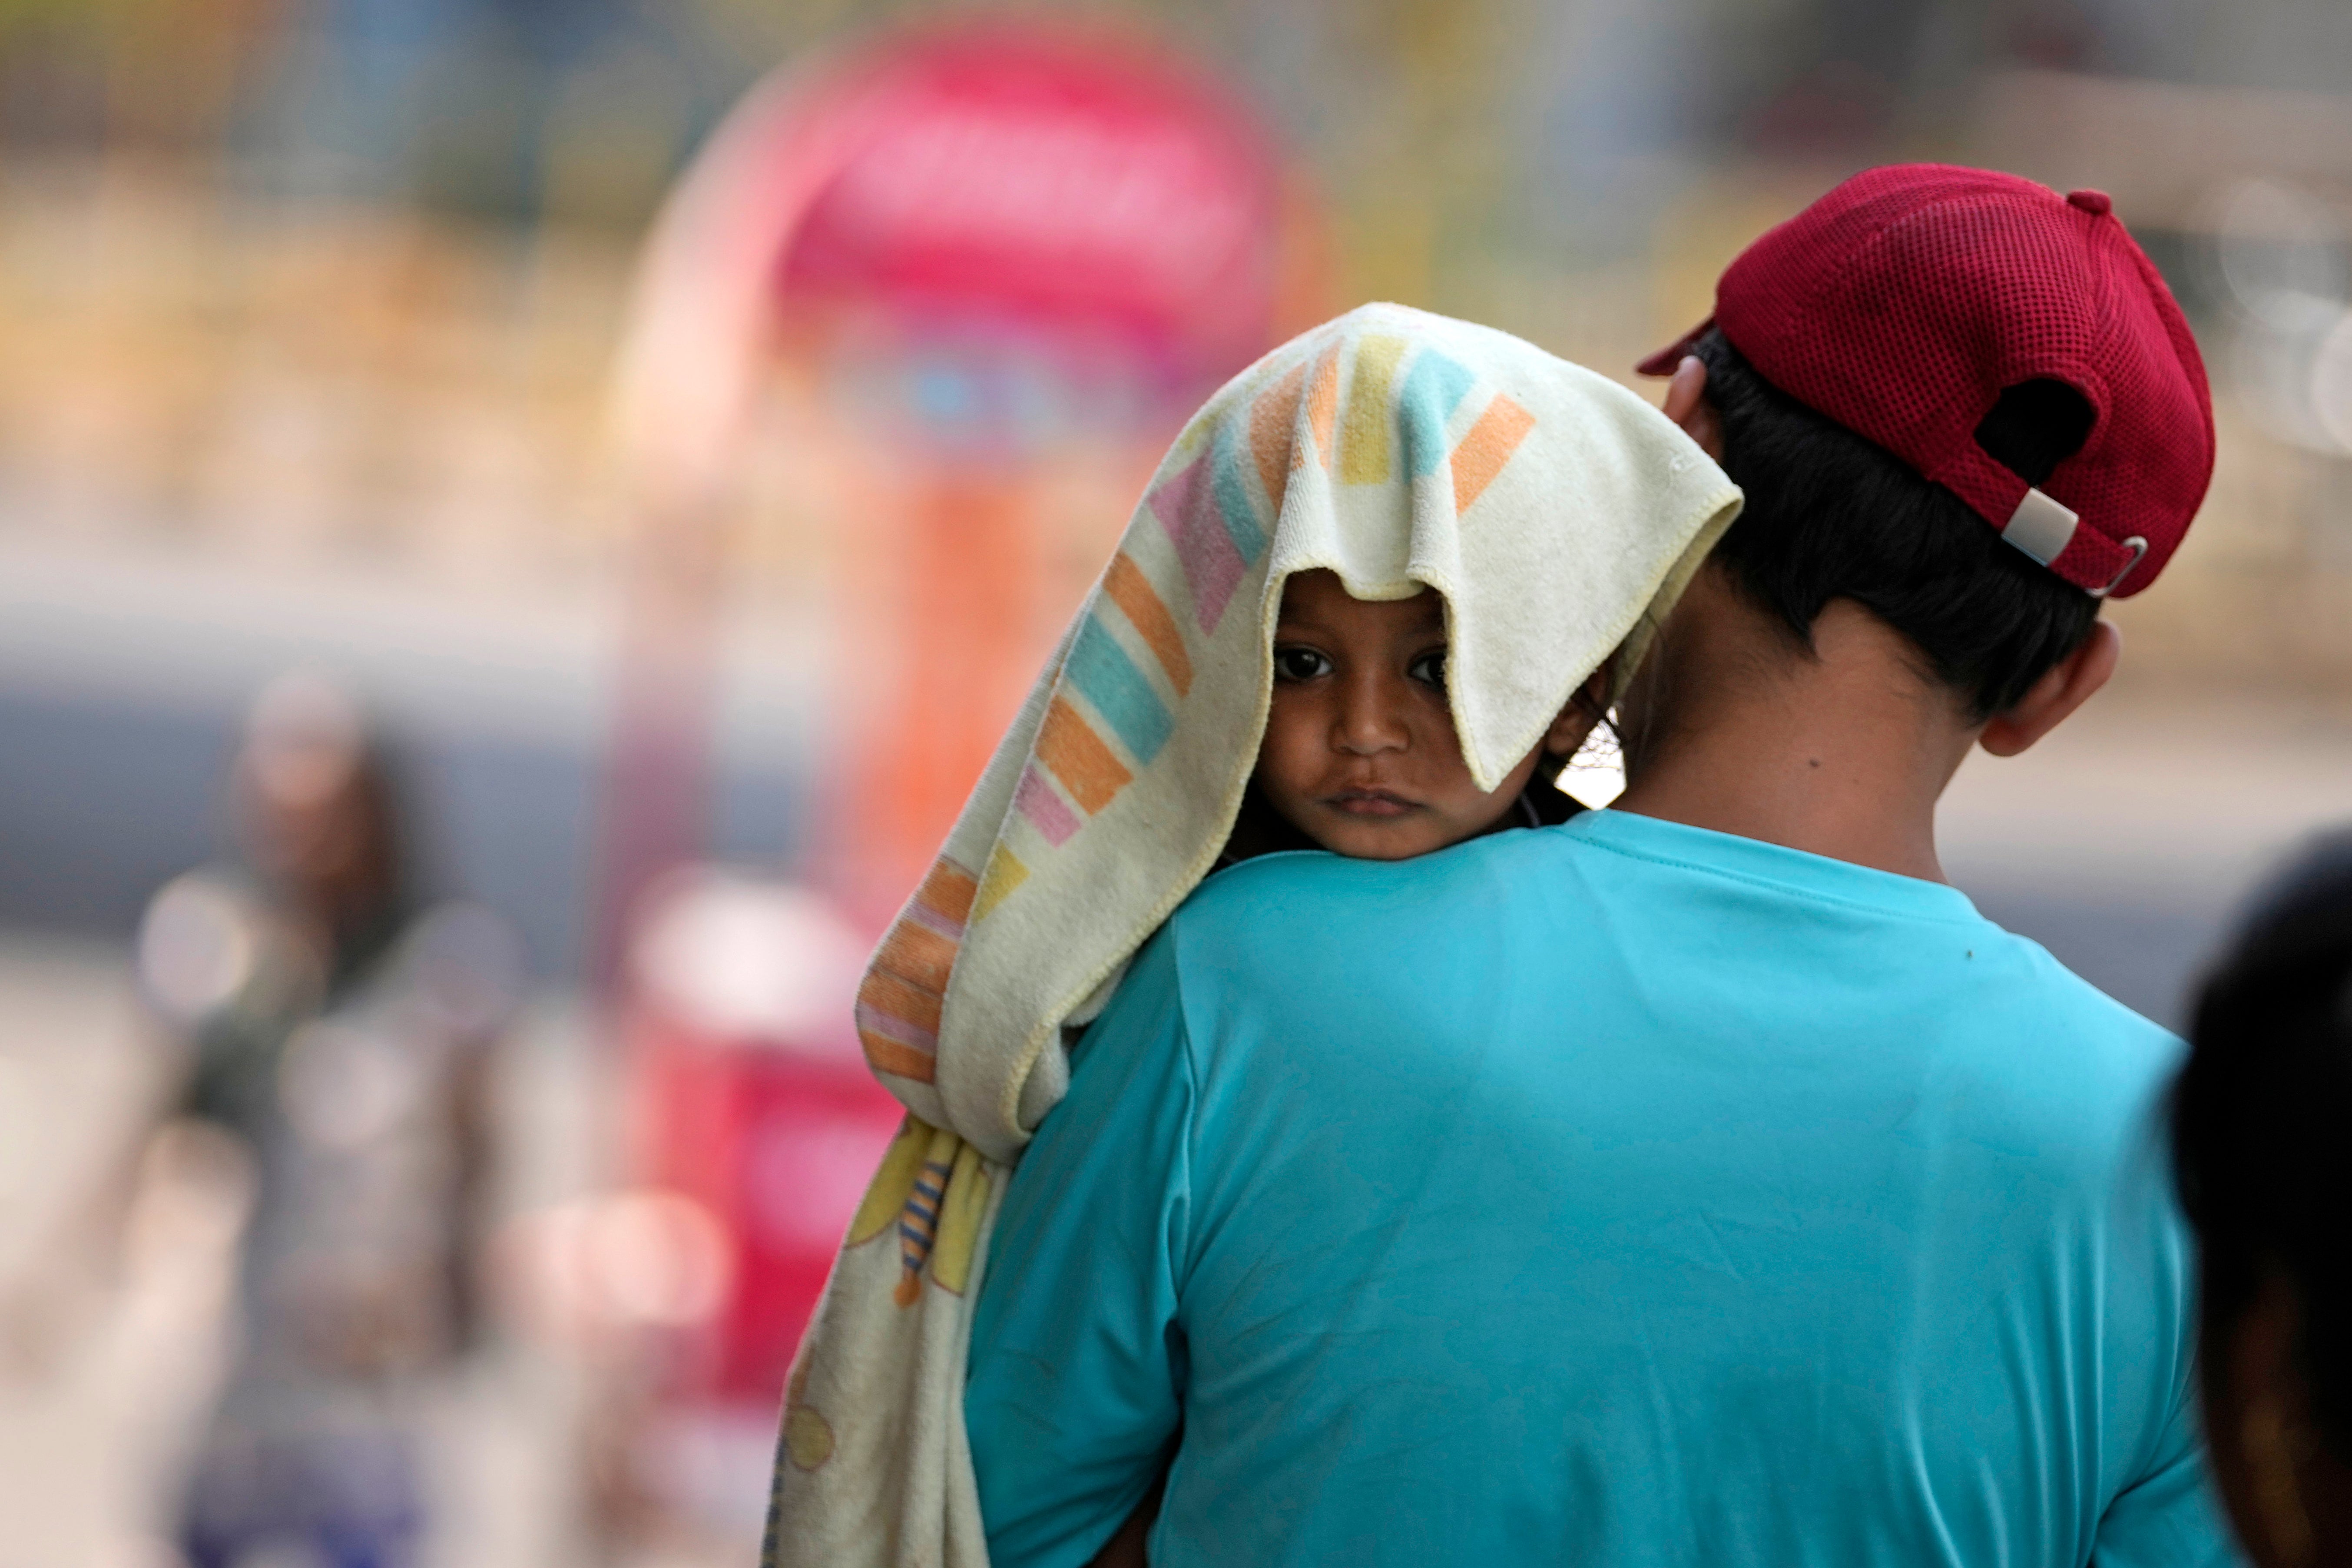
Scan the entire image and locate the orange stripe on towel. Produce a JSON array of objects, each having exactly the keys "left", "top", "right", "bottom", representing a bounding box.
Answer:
[
  {"left": 1453, "top": 394, "right": 1536, "bottom": 515},
  {"left": 874, "top": 918, "right": 958, "bottom": 996},
  {"left": 861, "top": 1030, "right": 937, "bottom": 1083},
  {"left": 913, "top": 859, "right": 979, "bottom": 929},
  {"left": 1102, "top": 554, "right": 1193, "bottom": 697},
  {"left": 1037, "top": 697, "right": 1133, "bottom": 814},
  {"left": 1306, "top": 346, "right": 1340, "bottom": 469},
  {"left": 860, "top": 969, "right": 943, "bottom": 1037},
  {"left": 1249, "top": 361, "right": 1307, "bottom": 504}
]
